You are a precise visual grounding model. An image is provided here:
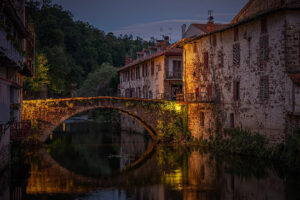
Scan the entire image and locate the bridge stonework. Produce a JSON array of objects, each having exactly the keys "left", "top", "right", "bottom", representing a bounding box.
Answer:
[{"left": 22, "top": 97, "right": 191, "bottom": 142}]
